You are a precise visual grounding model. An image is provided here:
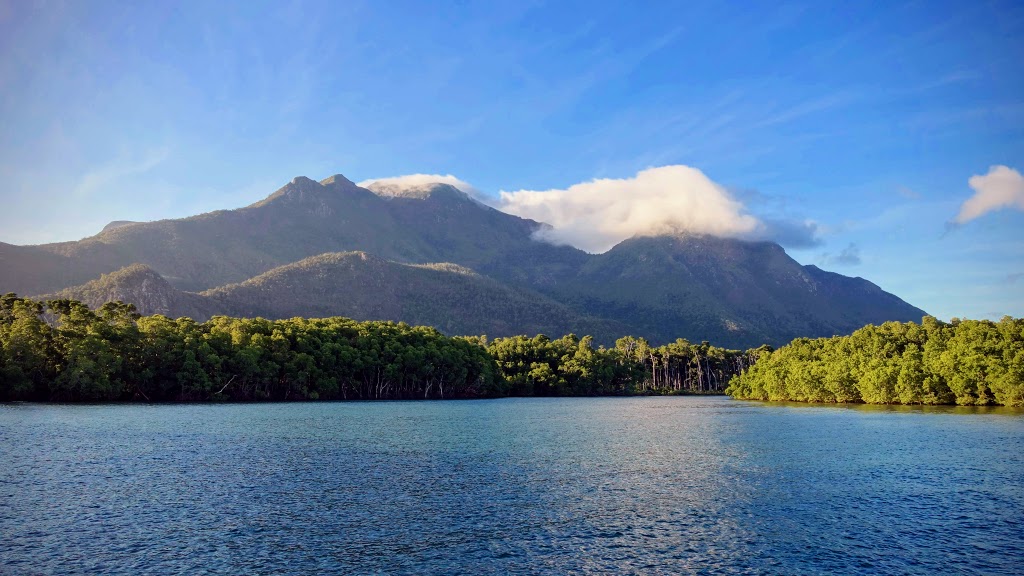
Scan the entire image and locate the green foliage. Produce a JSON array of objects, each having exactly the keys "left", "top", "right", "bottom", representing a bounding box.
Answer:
[
  {"left": 45, "top": 253, "right": 628, "bottom": 346},
  {"left": 726, "top": 316, "right": 1024, "bottom": 406},
  {"left": 11, "top": 295, "right": 1008, "bottom": 406},
  {"left": 0, "top": 295, "right": 757, "bottom": 402},
  {"left": 0, "top": 295, "right": 500, "bottom": 402},
  {"left": 486, "top": 333, "right": 755, "bottom": 397}
]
